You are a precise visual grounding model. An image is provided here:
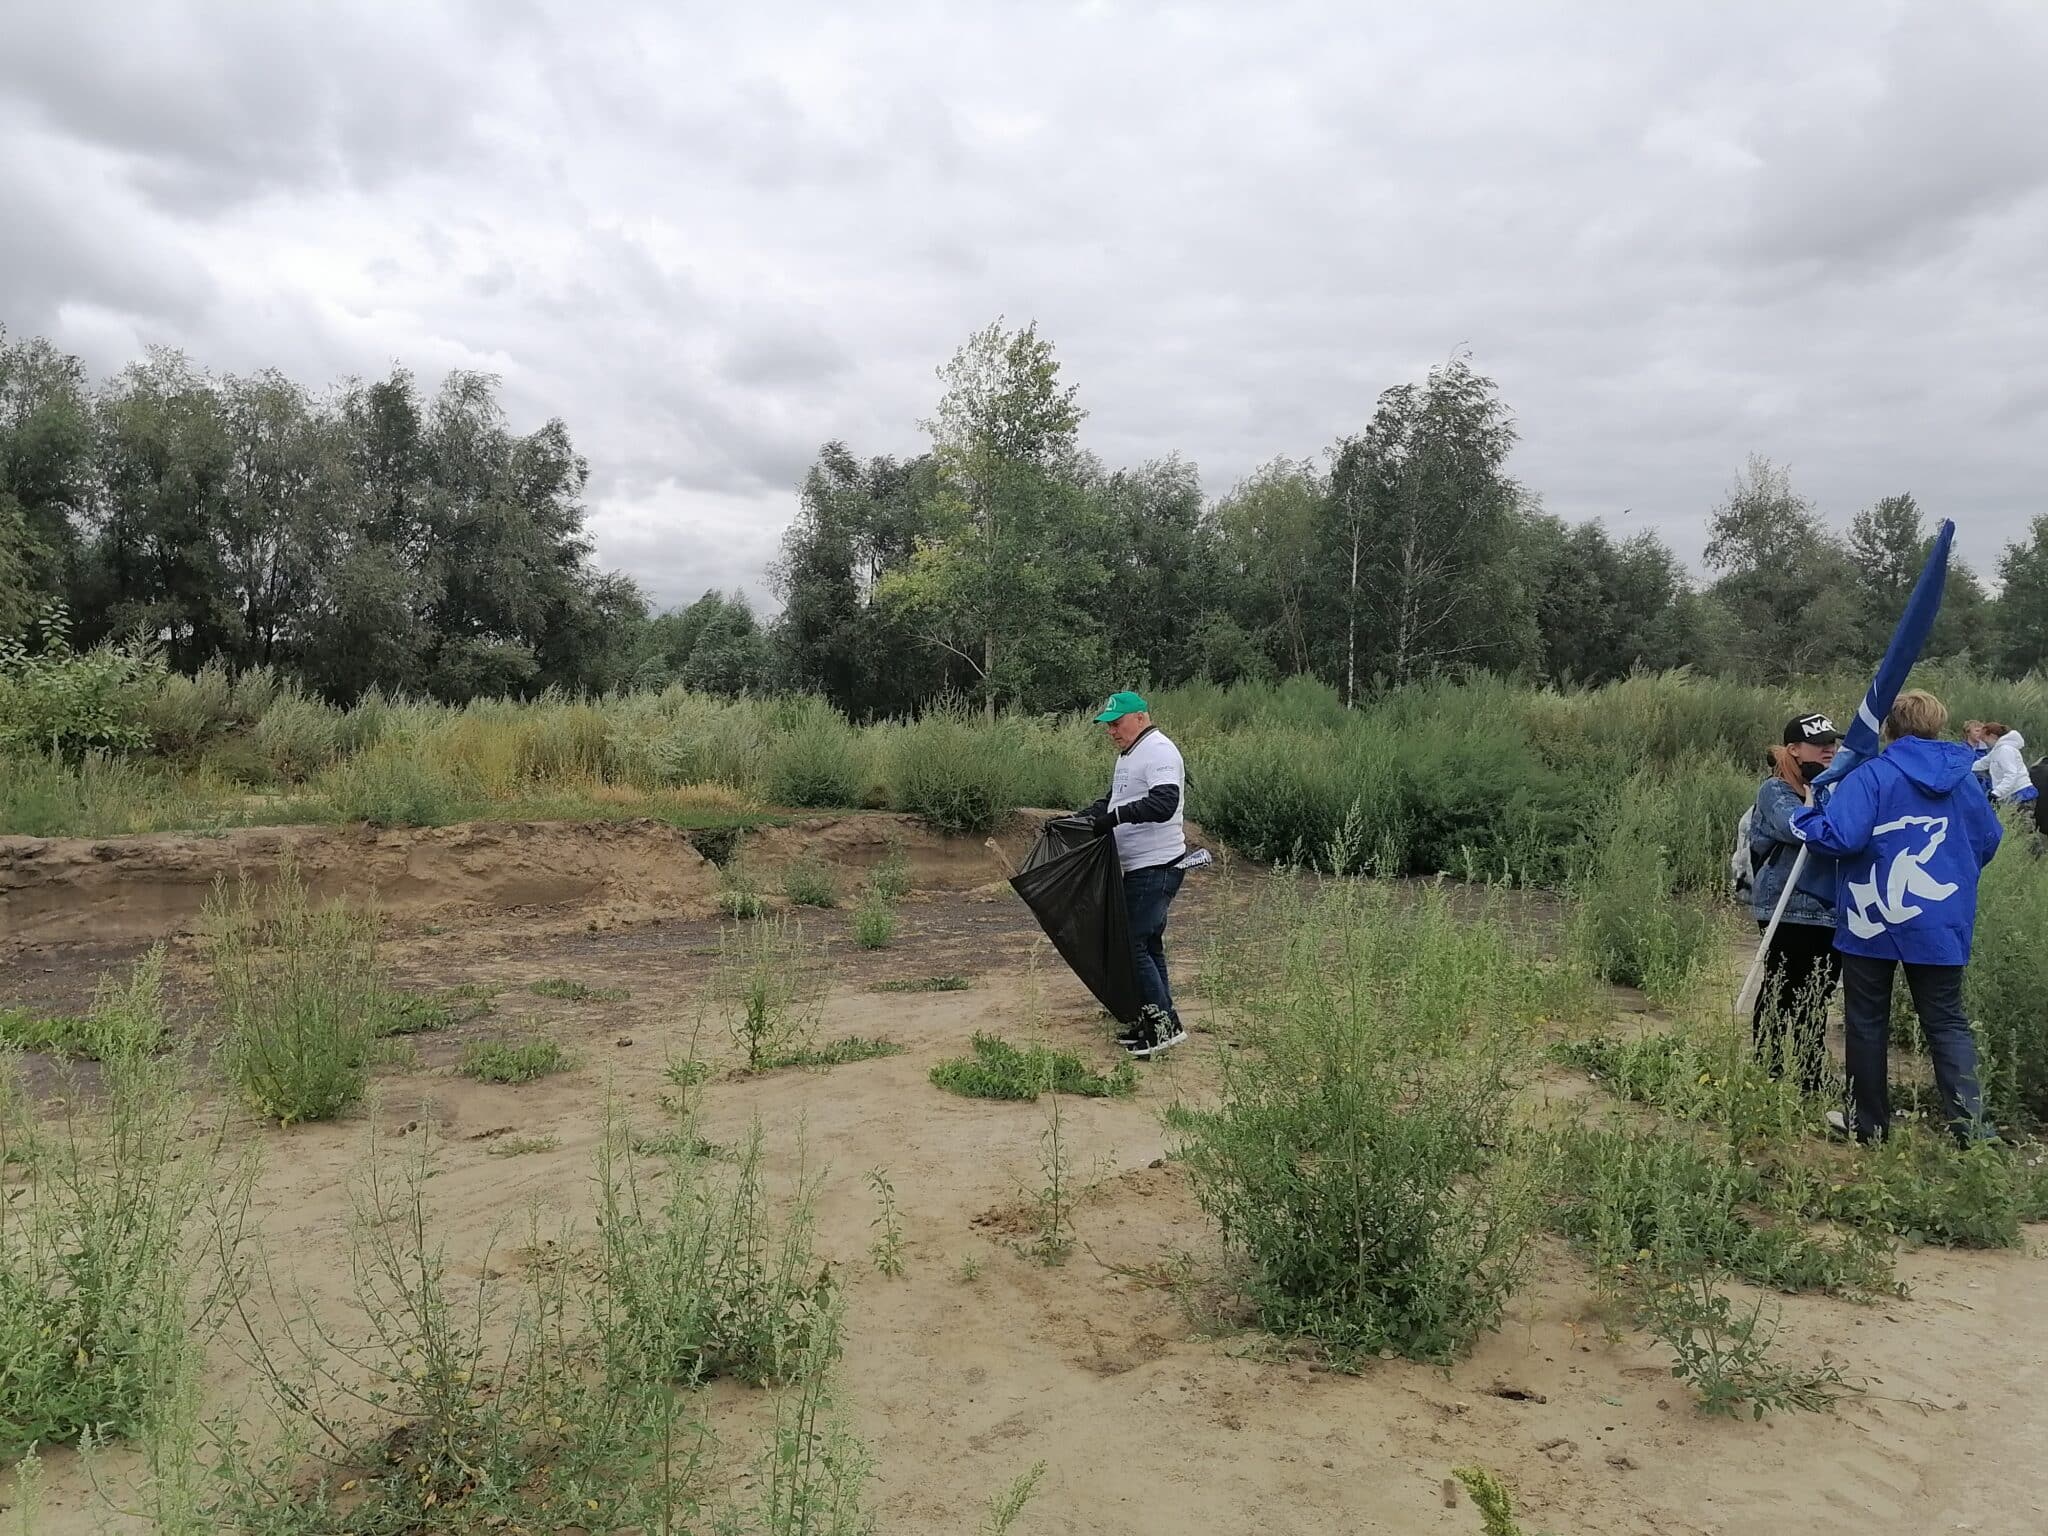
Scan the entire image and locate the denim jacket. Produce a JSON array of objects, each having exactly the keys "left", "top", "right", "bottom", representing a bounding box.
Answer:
[{"left": 1749, "top": 777, "right": 1836, "bottom": 928}]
